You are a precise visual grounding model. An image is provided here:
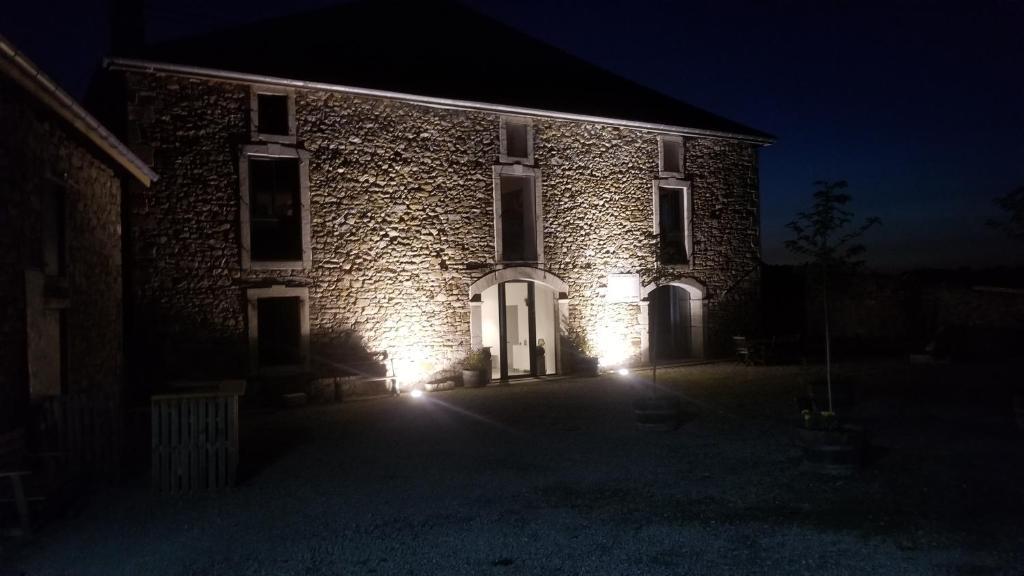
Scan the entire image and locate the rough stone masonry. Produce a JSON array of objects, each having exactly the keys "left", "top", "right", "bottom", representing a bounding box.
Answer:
[
  {"left": 120, "top": 71, "right": 762, "bottom": 386},
  {"left": 0, "top": 73, "right": 124, "bottom": 429}
]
